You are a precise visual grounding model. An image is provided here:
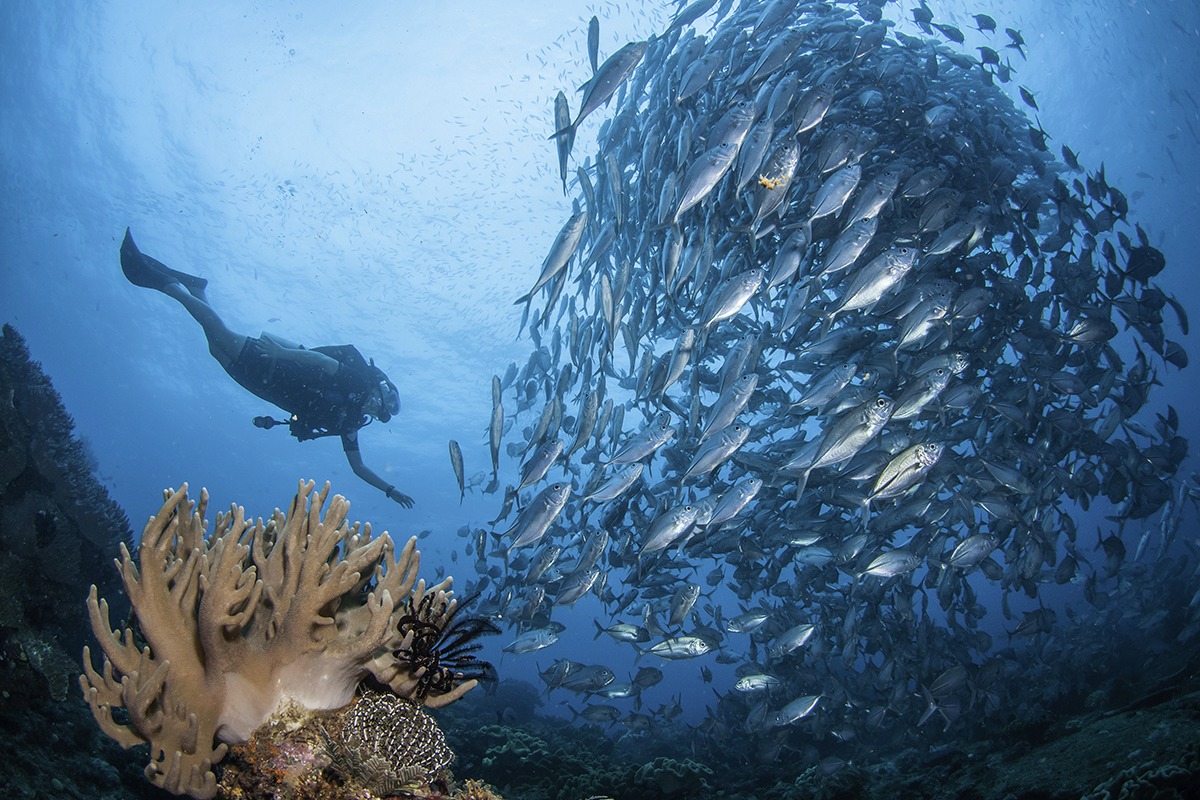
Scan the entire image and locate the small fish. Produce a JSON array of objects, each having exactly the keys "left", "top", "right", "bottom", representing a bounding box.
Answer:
[
  {"left": 555, "top": 566, "right": 602, "bottom": 606},
  {"left": 518, "top": 438, "right": 563, "bottom": 491},
  {"left": 644, "top": 635, "right": 712, "bottom": 660},
  {"left": 516, "top": 208, "right": 588, "bottom": 303},
  {"left": 682, "top": 422, "right": 751, "bottom": 480},
  {"left": 701, "top": 373, "right": 757, "bottom": 441},
  {"left": 607, "top": 412, "right": 675, "bottom": 465},
  {"left": 769, "top": 695, "right": 821, "bottom": 727},
  {"left": 553, "top": 91, "right": 574, "bottom": 194},
  {"left": 642, "top": 504, "right": 699, "bottom": 554},
  {"left": 860, "top": 548, "right": 921, "bottom": 578},
  {"left": 502, "top": 482, "right": 572, "bottom": 549},
  {"left": 707, "top": 477, "right": 763, "bottom": 526},
  {"left": 587, "top": 15, "right": 600, "bottom": 75},
  {"left": 734, "top": 674, "right": 782, "bottom": 693},
  {"left": 503, "top": 628, "right": 559, "bottom": 654},
  {"left": 769, "top": 623, "right": 816, "bottom": 658},
  {"left": 593, "top": 620, "right": 650, "bottom": 643},
  {"left": 582, "top": 462, "right": 643, "bottom": 502},
  {"left": 726, "top": 609, "right": 770, "bottom": 633},
  {"left": 448, "top": 439, "right": 465, "bottom": 505}
]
